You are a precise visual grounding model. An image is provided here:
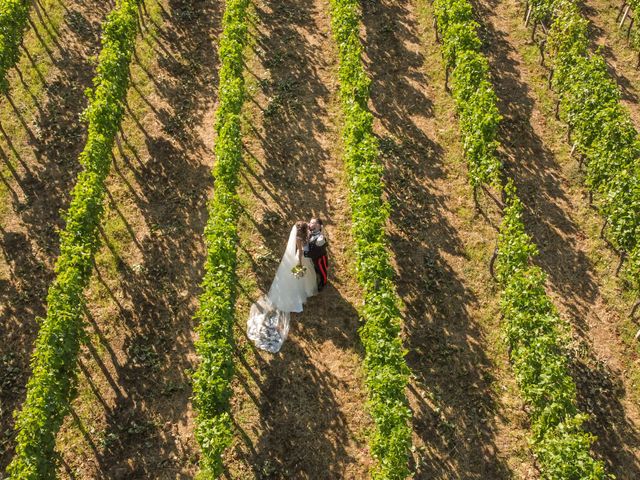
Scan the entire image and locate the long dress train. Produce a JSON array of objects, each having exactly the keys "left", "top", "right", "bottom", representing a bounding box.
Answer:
[{"left": 247, "top": 225, "right": 317, "bottom": 352}]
